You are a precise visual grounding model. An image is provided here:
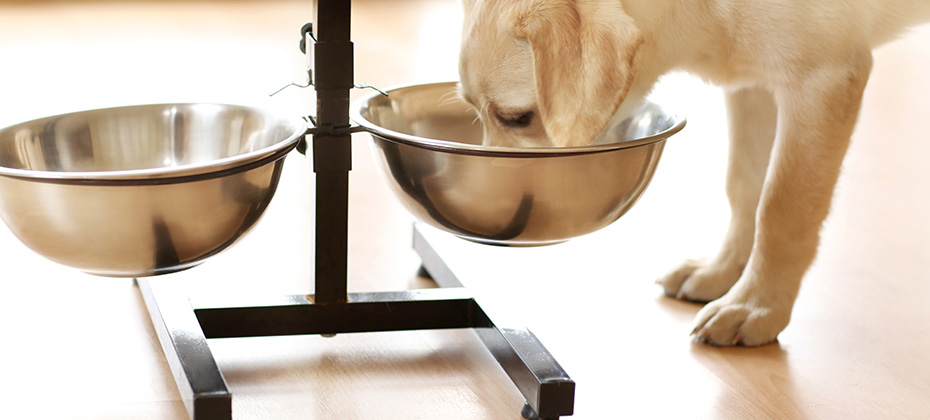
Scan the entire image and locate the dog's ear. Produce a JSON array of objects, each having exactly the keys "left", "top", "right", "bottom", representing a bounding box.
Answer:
[{"left": 514, "top": 1, "right": 643, "bottom": 146}]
